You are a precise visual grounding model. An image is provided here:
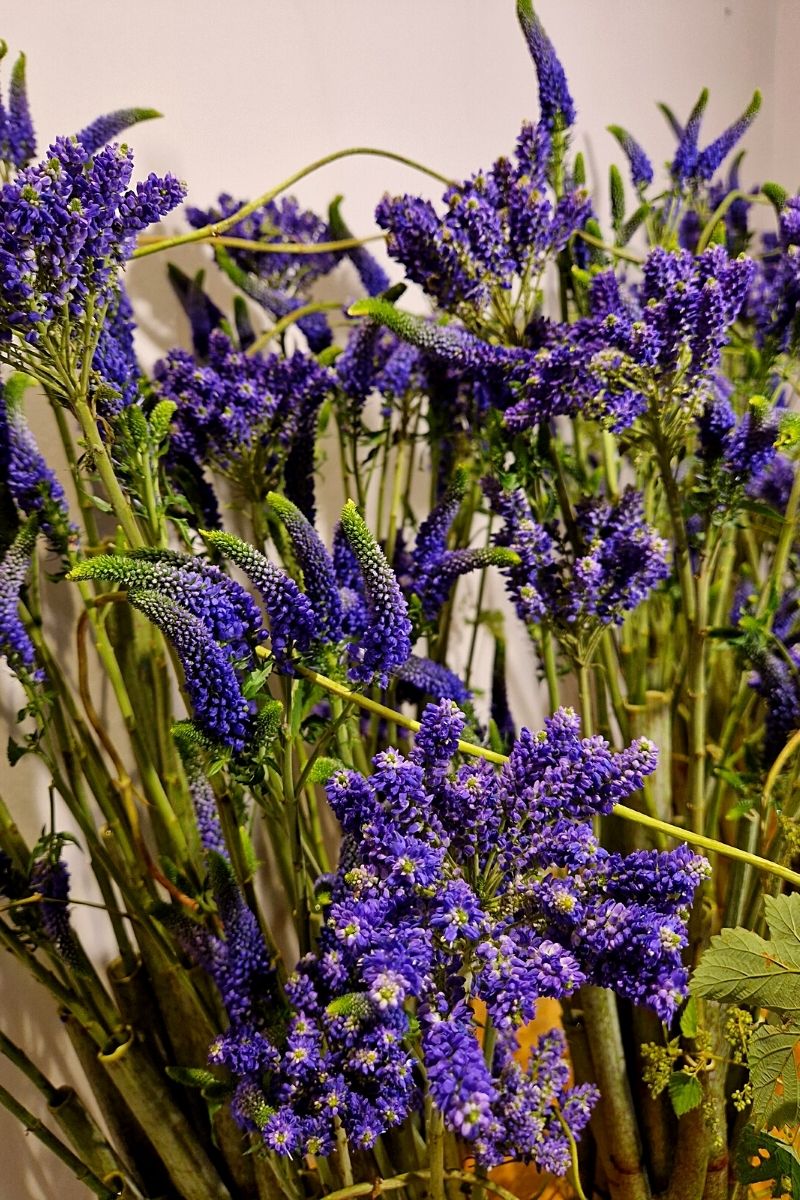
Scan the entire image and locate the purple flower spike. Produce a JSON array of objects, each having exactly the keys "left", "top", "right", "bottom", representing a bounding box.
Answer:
[
  {"left": 338, "top": 500, "right": 412, "bottom": 687},
  {"left": 516, "top": 0, "right": 576, "bottom": 130}
]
